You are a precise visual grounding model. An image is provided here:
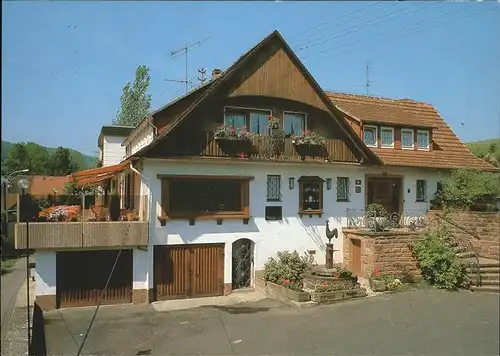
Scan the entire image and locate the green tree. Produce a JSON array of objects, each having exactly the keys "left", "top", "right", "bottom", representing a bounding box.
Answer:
[
  {"left": 25, "top": 142, "right": 51, "bottom": 175},
  {"left": 5, "top": 143, "right": 31, "bottom": 174},
  {"left": 113, "top": 65, "right": 152, "bottom": 127},
  {"left": 51, "top": 147, "right": 75, "bottom": 176}
]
